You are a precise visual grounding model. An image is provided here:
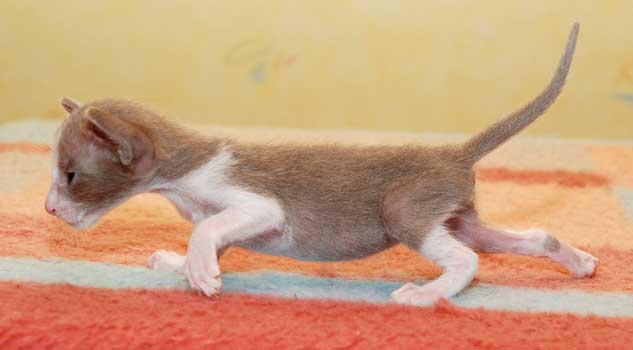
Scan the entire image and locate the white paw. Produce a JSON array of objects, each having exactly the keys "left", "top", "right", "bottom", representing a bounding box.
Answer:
[
  {"left": 148, "top": 250, "right": 186, "bottom": 273},
  {"left": 570, "top": 248, "right": 599, "bottom": 278},
  {"left": 391, "top": 282, "right": 442, "bottom": 307},
  {"left": 184, "top": 258, "right": 222, "bottom": 297}
]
